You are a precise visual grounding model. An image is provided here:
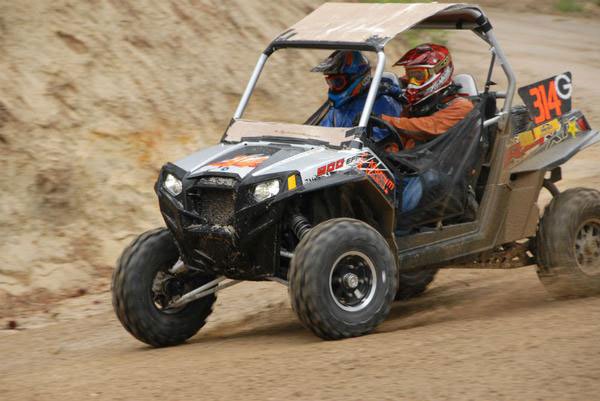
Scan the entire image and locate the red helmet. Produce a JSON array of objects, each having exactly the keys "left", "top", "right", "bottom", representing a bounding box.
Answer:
[{"left": 394, "top": 43, "right": 454, "bottom": 105}]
